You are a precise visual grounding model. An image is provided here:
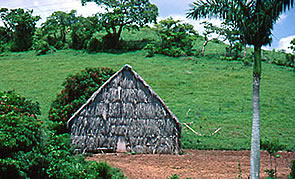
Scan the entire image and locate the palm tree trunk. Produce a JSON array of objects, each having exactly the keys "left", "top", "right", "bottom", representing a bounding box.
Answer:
[{"left": 250, "top": 45, "right": 262, "bottom": 179}]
